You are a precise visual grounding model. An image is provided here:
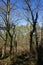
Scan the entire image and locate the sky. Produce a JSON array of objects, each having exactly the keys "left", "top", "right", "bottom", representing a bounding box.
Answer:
[
  {"left": 0, "top": 0, "right": 43, "bottom": 26},
  {"left": 12, "top": 0, "right": 43, "bottom": 26}
]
